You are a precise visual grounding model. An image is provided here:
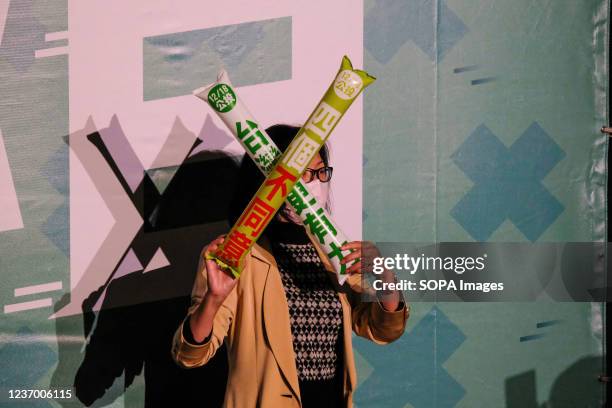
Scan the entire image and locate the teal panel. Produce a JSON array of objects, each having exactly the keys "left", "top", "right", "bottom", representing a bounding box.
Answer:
[
  {"left": 361, "top": 0, "right": 607, "bottom": 406},
  {"left": 143, "top": 17, "right": 292, "bottom": 101},
  {"left": 0, "top": 0, "right": 71, "bottom": 402}
]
